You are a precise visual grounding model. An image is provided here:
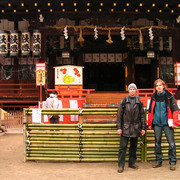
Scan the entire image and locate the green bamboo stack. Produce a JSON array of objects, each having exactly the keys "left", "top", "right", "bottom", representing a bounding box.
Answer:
[
  {"left": 24, "top": 123, "right": 143, "bottom": 162},
  {"left": 23, "top": 108, "right": 180, "bottom": 162}
]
